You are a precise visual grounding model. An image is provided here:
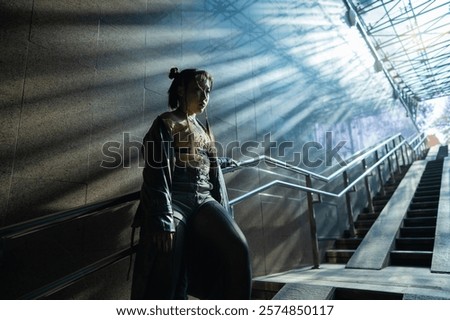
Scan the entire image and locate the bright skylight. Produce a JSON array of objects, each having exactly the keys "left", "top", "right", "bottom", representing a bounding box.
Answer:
[{"left": 352, "top": 0, "right": 450, "bottom": 102}]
